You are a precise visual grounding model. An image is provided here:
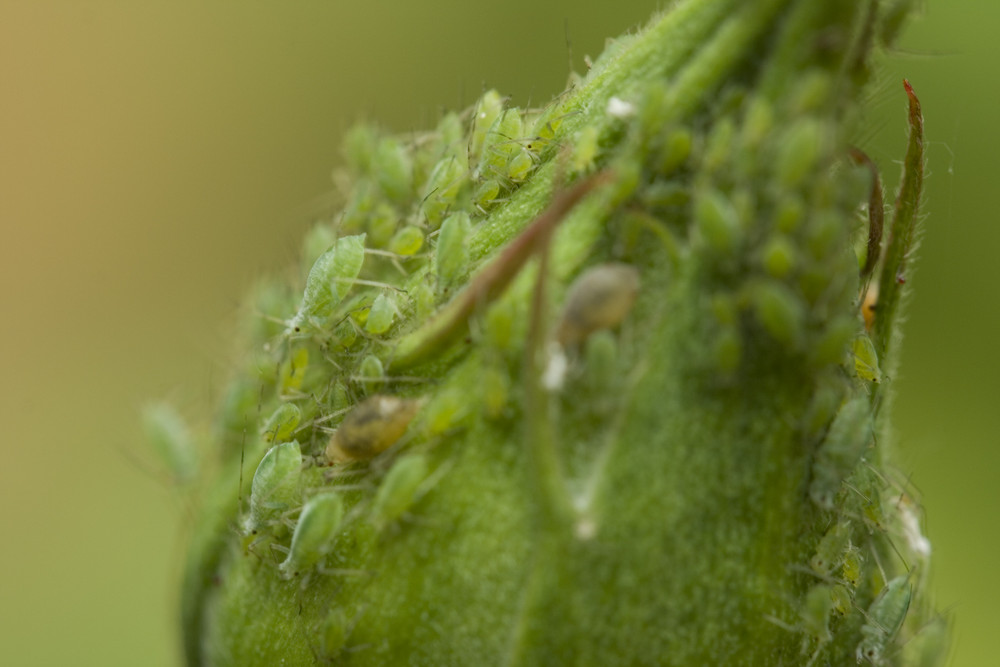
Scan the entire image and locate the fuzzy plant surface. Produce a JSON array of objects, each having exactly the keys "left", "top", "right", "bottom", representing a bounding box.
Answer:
[{"left": 161, "top": 0, "right": 948, "bottom": 665}]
